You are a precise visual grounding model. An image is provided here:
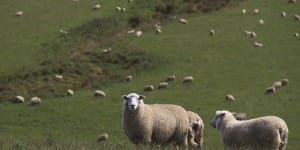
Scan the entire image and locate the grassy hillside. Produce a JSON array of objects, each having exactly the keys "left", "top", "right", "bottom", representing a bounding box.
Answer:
[{"left": 0, "top": 0, "right": 300, "bottom": 149}]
